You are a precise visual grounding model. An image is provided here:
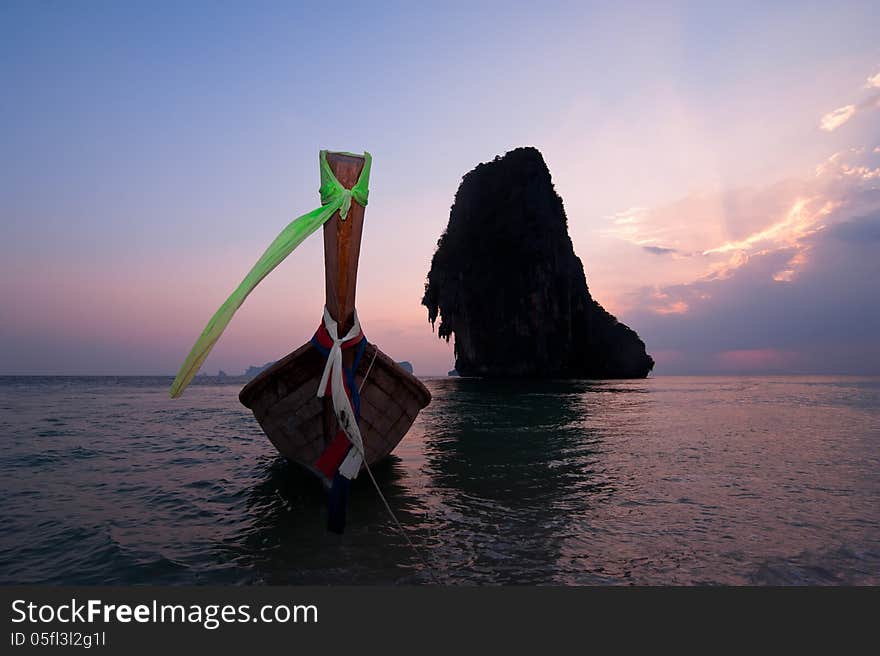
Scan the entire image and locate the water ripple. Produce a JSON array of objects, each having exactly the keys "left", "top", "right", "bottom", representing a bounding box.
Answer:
[{"left": 0, "top": 375, "right": 878, "bottom": 584}]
